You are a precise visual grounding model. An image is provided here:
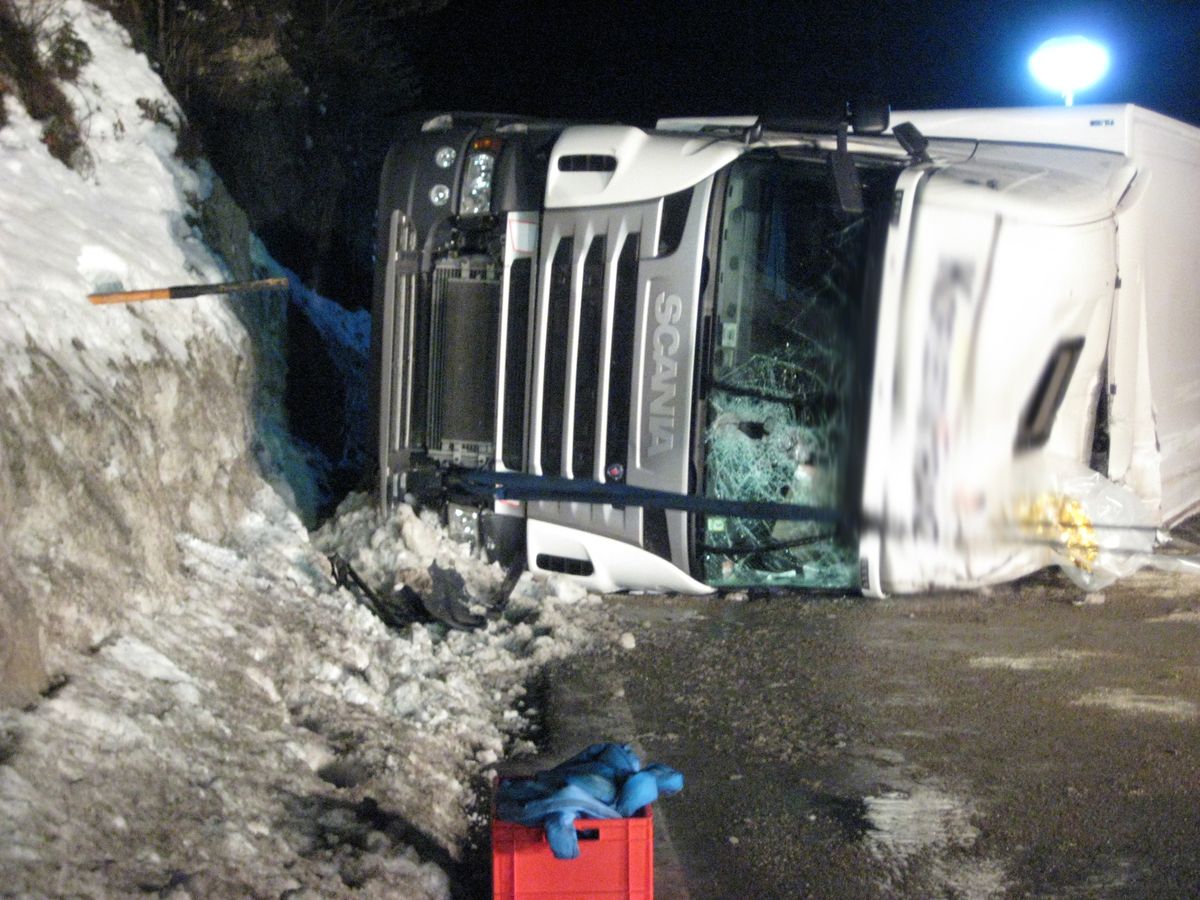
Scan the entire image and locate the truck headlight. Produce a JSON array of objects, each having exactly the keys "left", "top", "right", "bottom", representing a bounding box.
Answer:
[
  {"left": 429, "top": 183, "right": 451, "bottom": 207},
  {"left": 460, "top": 150, "right": 495, "bottom": 215}
]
